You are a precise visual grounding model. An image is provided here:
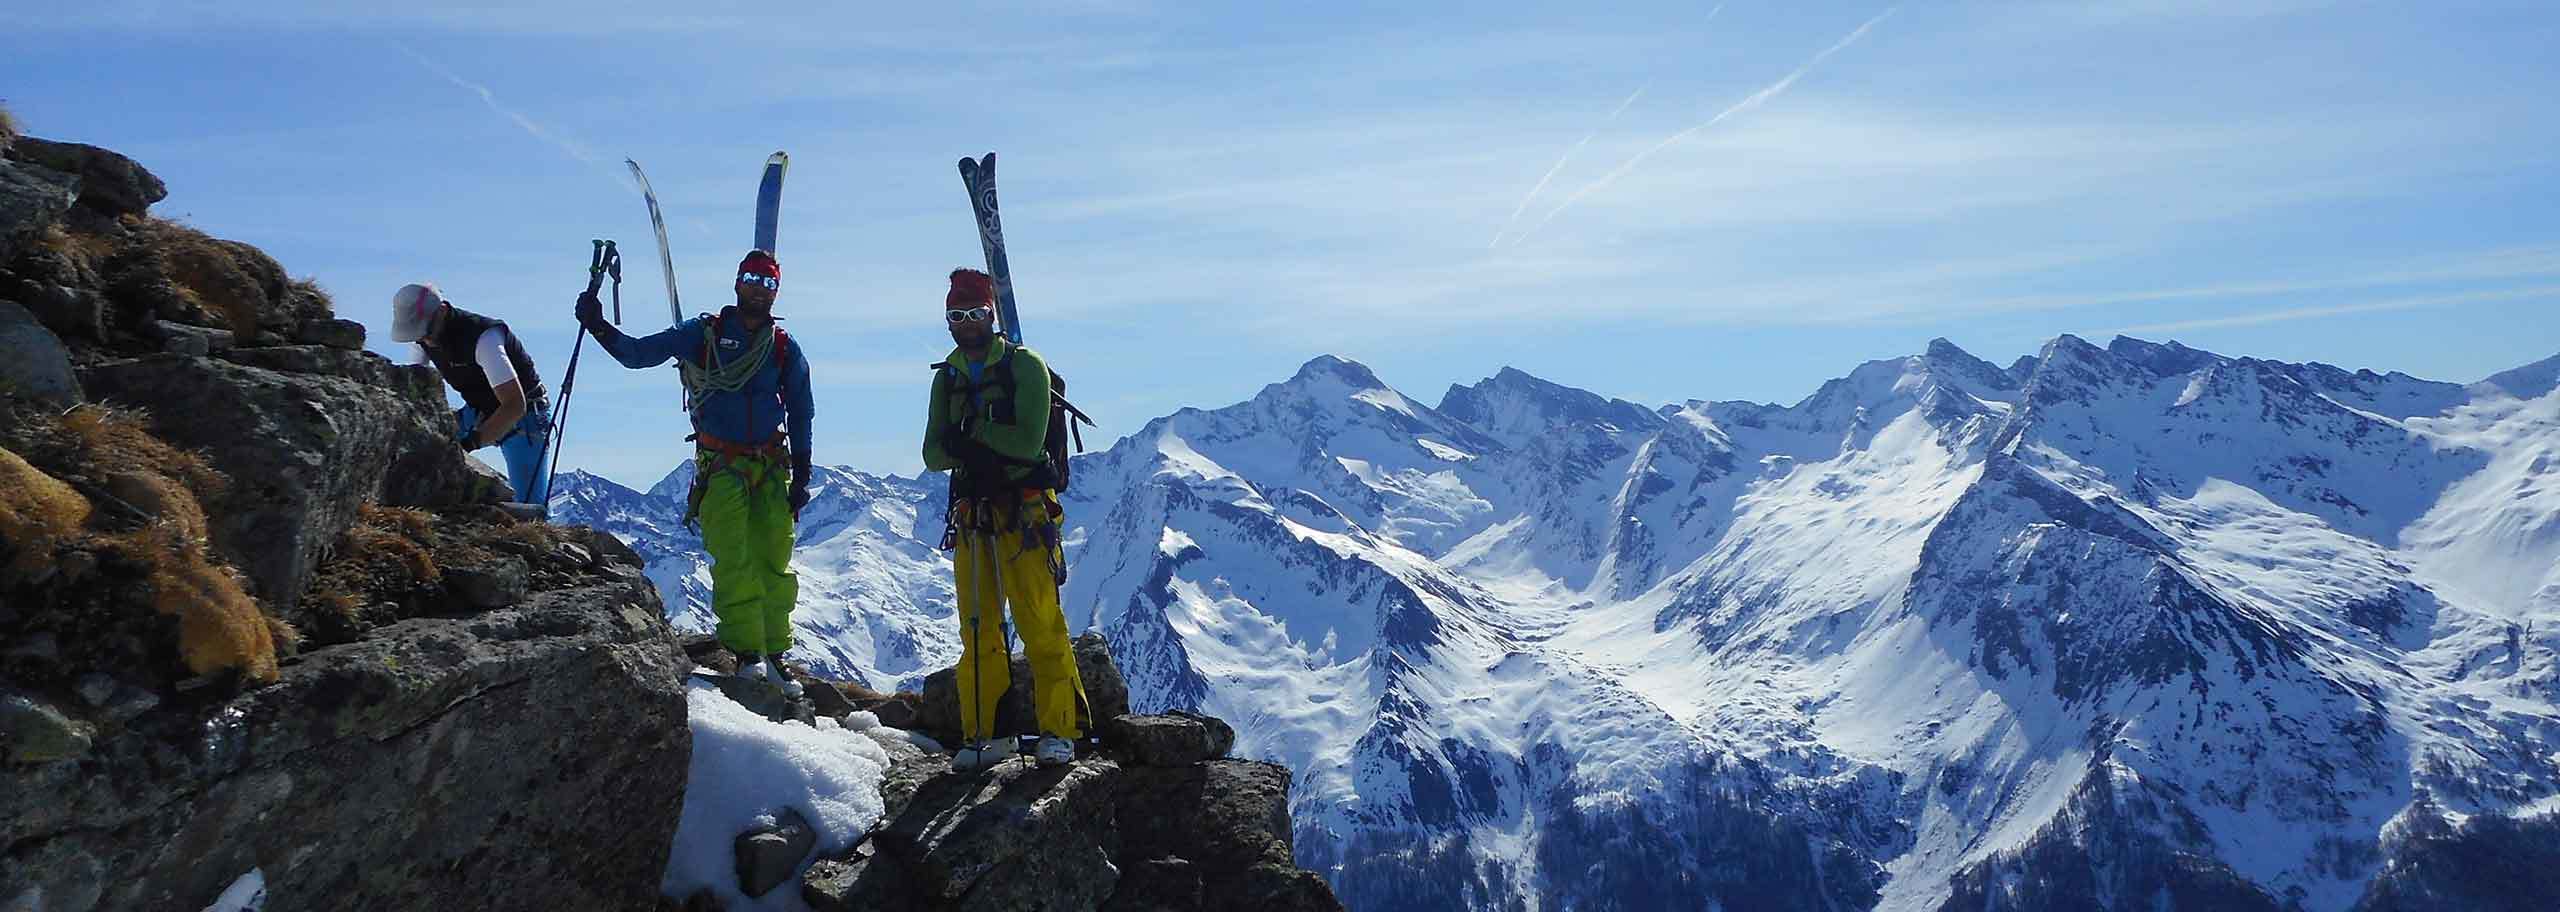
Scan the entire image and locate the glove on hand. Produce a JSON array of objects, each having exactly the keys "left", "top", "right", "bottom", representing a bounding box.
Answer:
[{"left": 788, "top": 453, "right": 814, "bottom": 519}]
